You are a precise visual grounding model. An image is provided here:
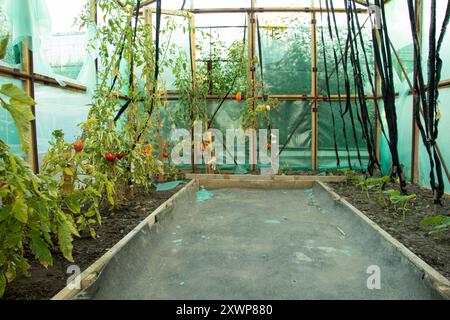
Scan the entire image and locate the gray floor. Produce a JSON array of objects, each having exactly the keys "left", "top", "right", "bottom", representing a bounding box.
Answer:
[{"left": 81, "top": 186, "right": 442, "bottom": 300}]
